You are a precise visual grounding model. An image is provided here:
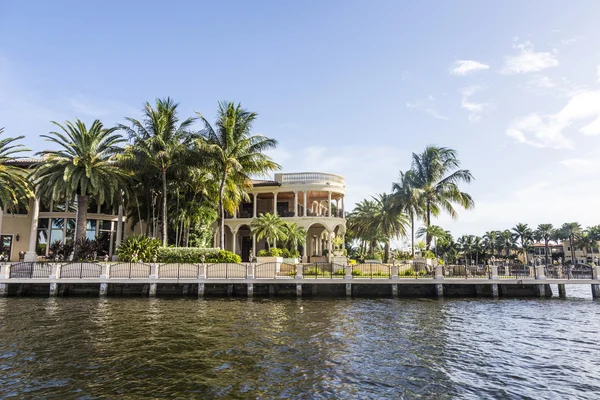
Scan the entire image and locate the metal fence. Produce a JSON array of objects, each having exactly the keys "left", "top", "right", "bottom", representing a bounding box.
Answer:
[
  {"left": 302, "top": 262, "right": 346, "bottom": 279},
  {"left": 206, "top": 263, "right": 247, "bottom": 279},
  {"left": 497, "top": 265, "right": 535, "bottom": 279},
  {"left": 8, "top": 262, "right": 53, "bottom": 278},
  {"left": 60, "top": 262, "right": 102, "bottom": 278},
  {"left": 351, "top": 263, "right": 391, "bottom": 279},
  {"left": 545, "top": 264, "right": 593, "bottom": 280},
  {"left": 395, "top": 262, "right": 434, "bottom": 279},
  {"left": 110, "top": 262, "right": 151, "bottom": 279},
  {"left": 158, "top": 263, "right": 199, "bottom": 279},
  {"left": 255, "top": 262, "right": 296, "bottom": 279}
]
